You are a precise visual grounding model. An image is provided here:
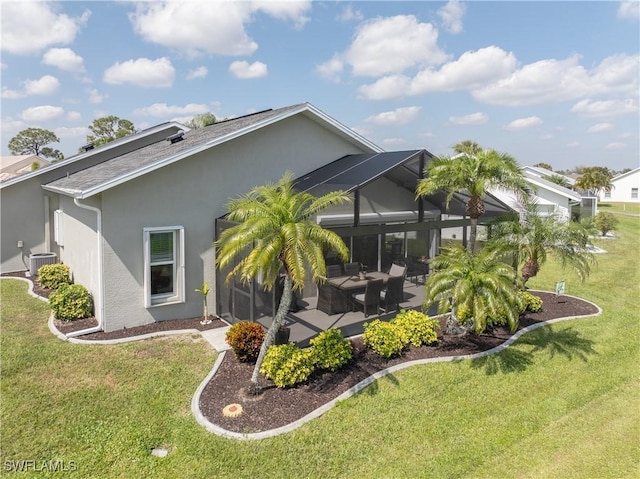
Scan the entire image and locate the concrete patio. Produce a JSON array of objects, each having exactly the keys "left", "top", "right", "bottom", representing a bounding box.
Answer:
[{"left": 256, "top": 279, "right": 433, "bottom": 346}]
